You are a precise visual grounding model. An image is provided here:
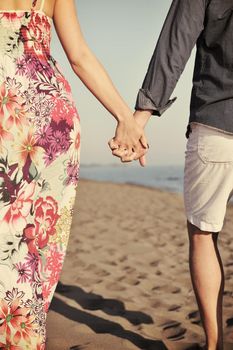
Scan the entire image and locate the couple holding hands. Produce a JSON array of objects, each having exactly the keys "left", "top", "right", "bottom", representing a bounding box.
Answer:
[{"left": 0, "top": 0, "right": 231, "bottom": 349}]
